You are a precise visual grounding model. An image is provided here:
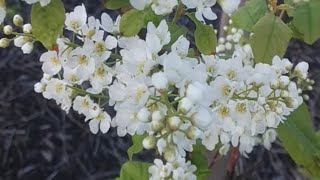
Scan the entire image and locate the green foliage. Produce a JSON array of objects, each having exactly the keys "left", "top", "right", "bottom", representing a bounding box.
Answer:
[
  {"left": 31, "top": 0, "right": 65, "bottom": 50},
  {"left": 284, "top": 0, "right": 295, "bottom": 17},
  {"left": 163, "top": 22, "right": 187, "bottom": 50},
  {"left": 291, "top": 0, "right": 320, "bottom": 44},
  {"left": 127, "top": 134, "right": 147, "bottom": 161},
  {"left": 120, "top": 8, "right": 161, "bottom": 37},
  {"left": 187, "top": 13, "right": 217, "bottom": 55},
  {"left": 105, "top": 0, "right": 129, "bottom": 10},
  {"left": 120, "top": 9, "right": 145, "bottom": 37},
  {"left": 250, "top": 13, "right": 292, "bottom": 64},
  {"left": 277, "top": 103, "right": 320, "bottom": 178},
  {"left": 231, "top": 0, "right": 267, "bottom": 32},
  {"left": 191, "top": 142, "right": 211, "bottom": 180},
  {"left": 117, "top": 161, "right": 151, "bottom": 180},
  {"left": 144, "top": 8, "right": 162, "bottom": 26}
]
